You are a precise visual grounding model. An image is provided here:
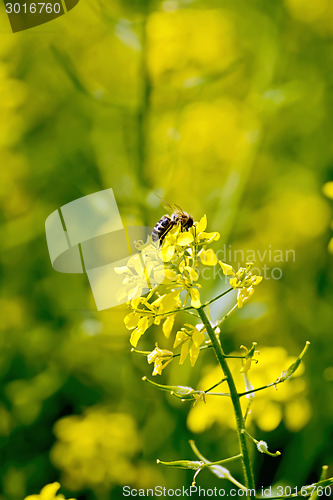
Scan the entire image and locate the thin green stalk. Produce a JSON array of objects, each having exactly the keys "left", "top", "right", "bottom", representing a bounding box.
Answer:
[
  {"left": 204, "top": 287, "right": 234, "bottom": 307},
  {"left": 197, "top": 306, "right": 255, "bottom": 493}
]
